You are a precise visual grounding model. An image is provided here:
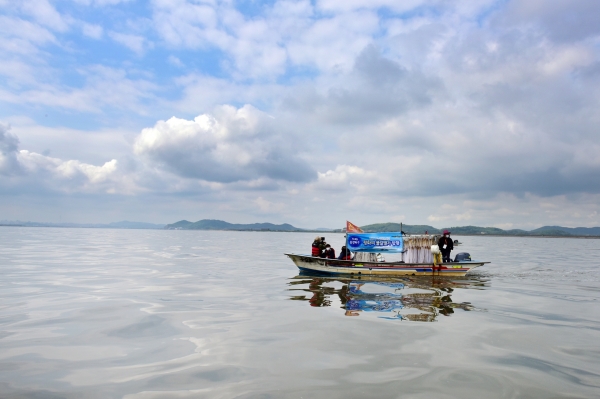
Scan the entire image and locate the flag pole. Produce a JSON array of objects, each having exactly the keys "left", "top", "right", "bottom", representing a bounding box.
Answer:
[
  {"left": 345, "top": 221, "right": 349, "bottom": 254},
  {"left": 346, "top": 220, "right": 350, "bottom": 254}
]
